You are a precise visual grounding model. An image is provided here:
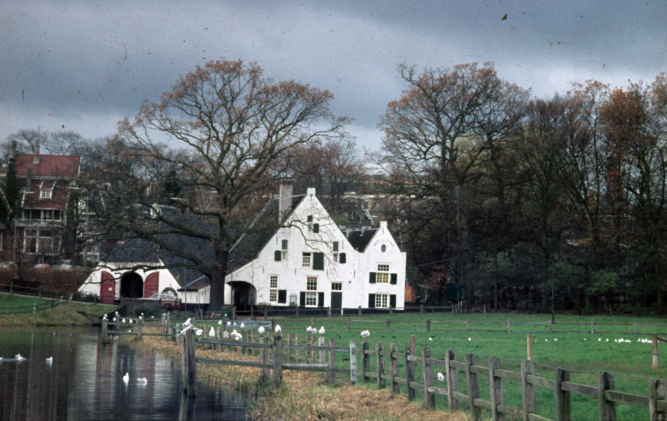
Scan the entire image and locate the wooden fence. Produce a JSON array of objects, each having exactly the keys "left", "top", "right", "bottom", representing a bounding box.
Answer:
[
  {"left": 1, "top": 297, "right": 61, "bottom": 314},
  {"left": 103, "top": 318, "right": 667, "bottom": 421}
]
